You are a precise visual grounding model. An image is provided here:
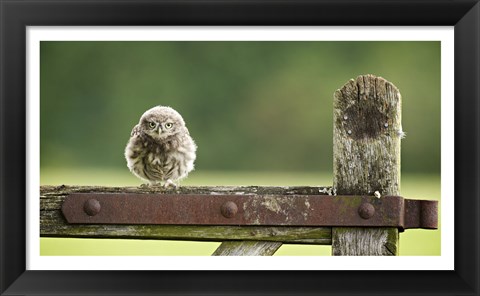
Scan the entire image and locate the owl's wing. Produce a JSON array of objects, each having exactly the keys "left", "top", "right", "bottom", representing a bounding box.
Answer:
[{"left": 131, "top": 124, "right": 141, "bottom": 137}]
